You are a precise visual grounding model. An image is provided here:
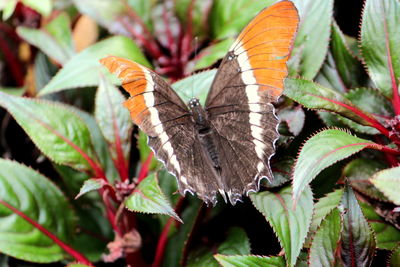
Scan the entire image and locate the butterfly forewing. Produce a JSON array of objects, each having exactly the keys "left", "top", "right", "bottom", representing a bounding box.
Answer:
[{"left": 205, "top": 0, "right": 299, "bottom": 203}]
